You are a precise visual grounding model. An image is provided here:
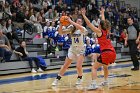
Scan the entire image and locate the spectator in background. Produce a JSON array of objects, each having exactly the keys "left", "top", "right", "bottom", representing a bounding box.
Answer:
[
  {"left": 35, "top": 15, "right": 43, "bottom": 37},
  {"left": 44, "top": 8, "right": 54, "bottom": 20},
  {"left": 43, "top": 0, "right": 52, "bottom": 7},
  {"left": 0, "top": 20, "right": 7, "bottom": 34},
  {"left": 62, "top": 3, "right": 69, "bottom": 12},
  {"left": 90, "top": 2, "right": 99, "bottom": 18},
  {"left": 14, "top": 41, "right": 44, "bottom": 73},
  {"left": 0, "top": 1, "right": 4, "bottom": 13},
  {"left": 125, "top": 17, "right": 140, "bottom": 71},
  {"left": 6, "top": 19, "right": 20, "bottom": 49},
  {"left": 29, "top": 8, "right": 35, "bottom": 18},
  {"left": 4, "top": 2, "right": 12, "bottom": 18},
  {"left": 36, "top": 10, "right": 46, "bottom": 25},
  {"left": 43, "top": 21, "right": 50, "bottom": 38},
  {"left": 55, "top": 0, "right": 63, "bottom": 13},
  {"left": 0, "top": 29, "right": 12, "bottom": 62},
  {"left": 42, "top": 0, "right": 48, "bottom": 7},
  {"left": 24, "top": 10, "right": 30, "bottom": 21},
  {"left": 29, "top": 9, "right": 43, "bottom": 34},
  {"left": 4, "top": 1, "right": 12, "bottom": 17},
  {"left": 45, "top": 21, "right": 57, "bottom": 55},
  {"left": 53, "top": 9, "right": 59, "bottom": 20},
  {"left": 92, "top": 16, "right": 100, "bottom": 27},
  {"left": 57, "top": 0, "right": 63, "bottom": 6},
  {"left": 10, "top": 1, "right": 19, "bottom": 14},
  {"left": 104, "top": 7, "right": 110, "bottom": 20},
  {"left": 47, "top": 38, "right": 56, "bottom": 55},
  {"left": 16, "top": 5, "right": 25, "bottom": 22},
  {"left": 71, "top": 11, "right": 78, "bottom": 21},
  {"left": 10, "top": 3, "right": 18, "bottom": 21},
  {"left": 37, "top": 9, "right": 45, "bottom": 18}
]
